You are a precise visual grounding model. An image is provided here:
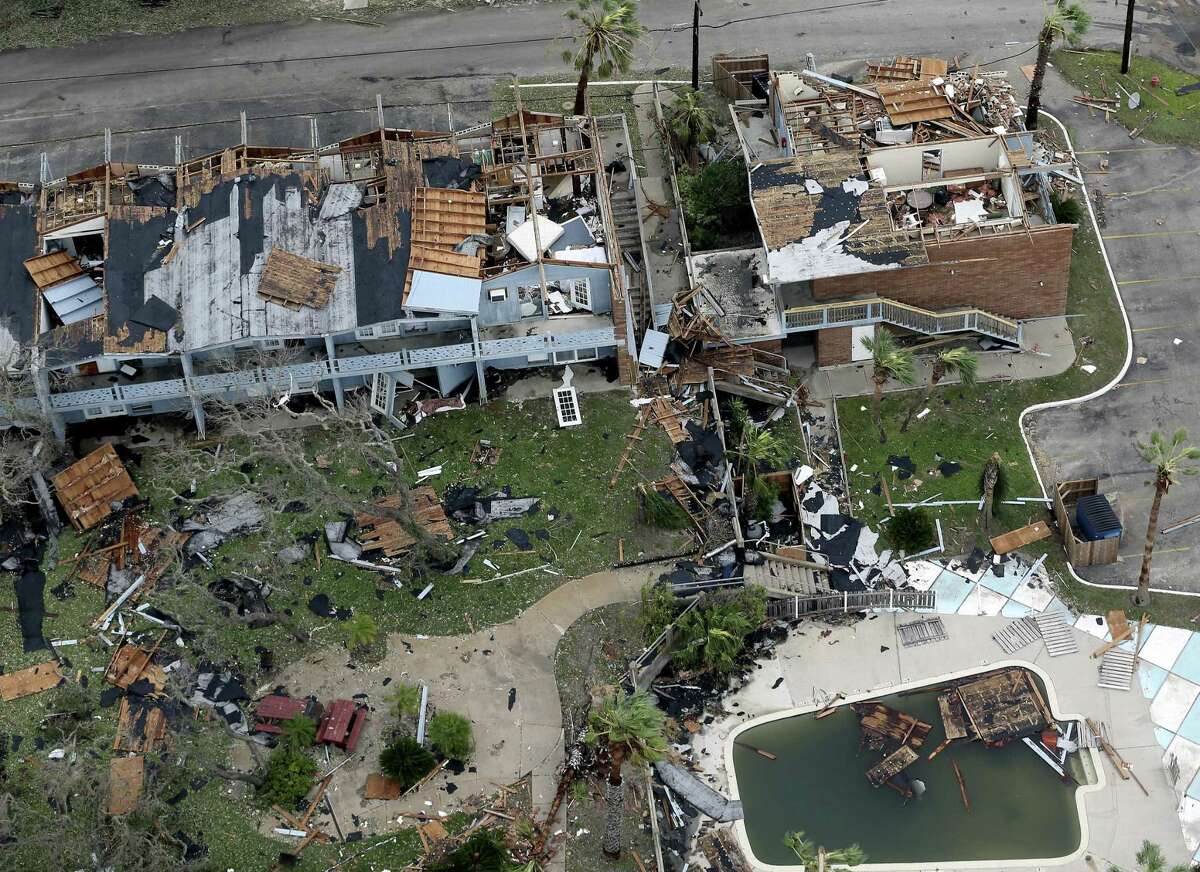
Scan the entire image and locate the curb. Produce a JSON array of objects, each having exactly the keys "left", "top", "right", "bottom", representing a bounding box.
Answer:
[{"left": 1017, "top": 109, "right": 1200, "bottom": 599}]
